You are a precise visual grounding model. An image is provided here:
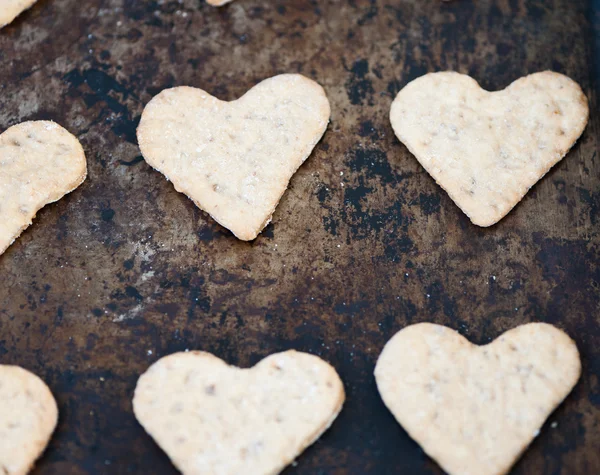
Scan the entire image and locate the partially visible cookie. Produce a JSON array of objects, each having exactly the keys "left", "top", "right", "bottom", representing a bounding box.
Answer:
[
  {"left": 0, "top": 365, "right": 58, "bottom": 475},
  {"left": 375, "top": 322, "right": 581, "bottom": 475},
  {"left": 0, "top": 121, "right": 87, "bottom": 256},
  {"left": 390, "top": 71, "right": 589, "bottom": 226},
  {"left": 137, "top": 74, "right": 330, "bottom": 241},
  {"left": 0, "top": 0, "right": 38, "bottom": 29},
  {"left": 206, "top": 0, "right": 233, "bottom": 5},
  {"left": 133, "top": 350, "right": 345, "bottom": 475}
]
